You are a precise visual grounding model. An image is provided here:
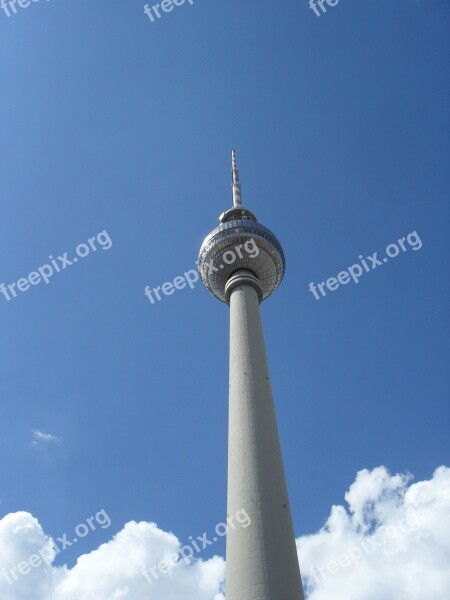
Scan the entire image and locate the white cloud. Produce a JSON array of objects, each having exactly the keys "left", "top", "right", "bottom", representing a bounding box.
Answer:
[
  {"left": 0, "top": 466, "right": 448, "bottom": 599},
  {"left": 297, "top": 465, "right": 450, "bottom": 600},
  {"left": 31, "top": 430, "right": 61, "bottom": 448},
  {"left": 0, "top": 512, "right": 224, "bottom": 600}
]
